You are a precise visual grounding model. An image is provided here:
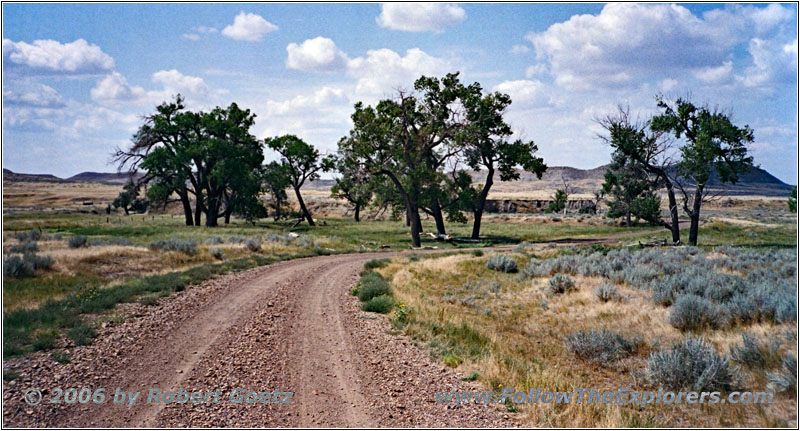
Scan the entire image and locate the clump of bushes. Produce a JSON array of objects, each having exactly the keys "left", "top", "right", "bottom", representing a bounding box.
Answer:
[
  {"left": 471, "top": 249, "right": 484, "bottom": 257},
  {"left": 669, "top": 294, "right": 727, "bottom": 331},
  {"left": 729, "top": 333, "right": 782, "bottom": 370},
  {"left": 245, "top": 238, "right": 261, "bottom": 252},
  {"left": 14, "top": 230, "right": 42, "bottom": 242},
  {"left": 3, "top": 253, "right": 54, "bottom": 278},
  {"left": 209, "top": 248, "right": 225, "bottom": 260},
  {"left": 767, "top": 353, "right": 797, "bottom": 394},
  {"left": 296, "top": 235, "right": 315, "bottom": 248},
  {"left": 148, "top": 238, "right": 197, "bottom": 255},
  {"left": 68, "top": 235, "right": 88, "bottom": 248},
  {"left": 564, "top": 329, "right": 638, "bottom": 364},
  {"left": 486, "top": 254, "right": 518, "bottom": 273},
  {"left": 364, "top": 258, "right": 390, "bottom": 270},
  {"left": 9, "top": 242, "right": 38, "bottom": 253},
  {"left": 355, "top": 272, "right": 392, "bottom": 302},
  {"left": 204, "top": 236, "right": 225, "bottom": 245},
  {"left": 594, "top": 282, "right": 617, "bottom": 302},
  {"left": 546, "top": 273, "right": 575, "bottom": 295},
  {"left": 645, "top": 335, "right": 736, "bottom": 391},
  {"left": 361, "top": 295, "right": 395, "bottom": 313},
  {"left": 352, "top": 271, "right": 394, "bottom": 314},
  {"left": 89, "top": 237, "right": 133, "bottom": 246}
]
